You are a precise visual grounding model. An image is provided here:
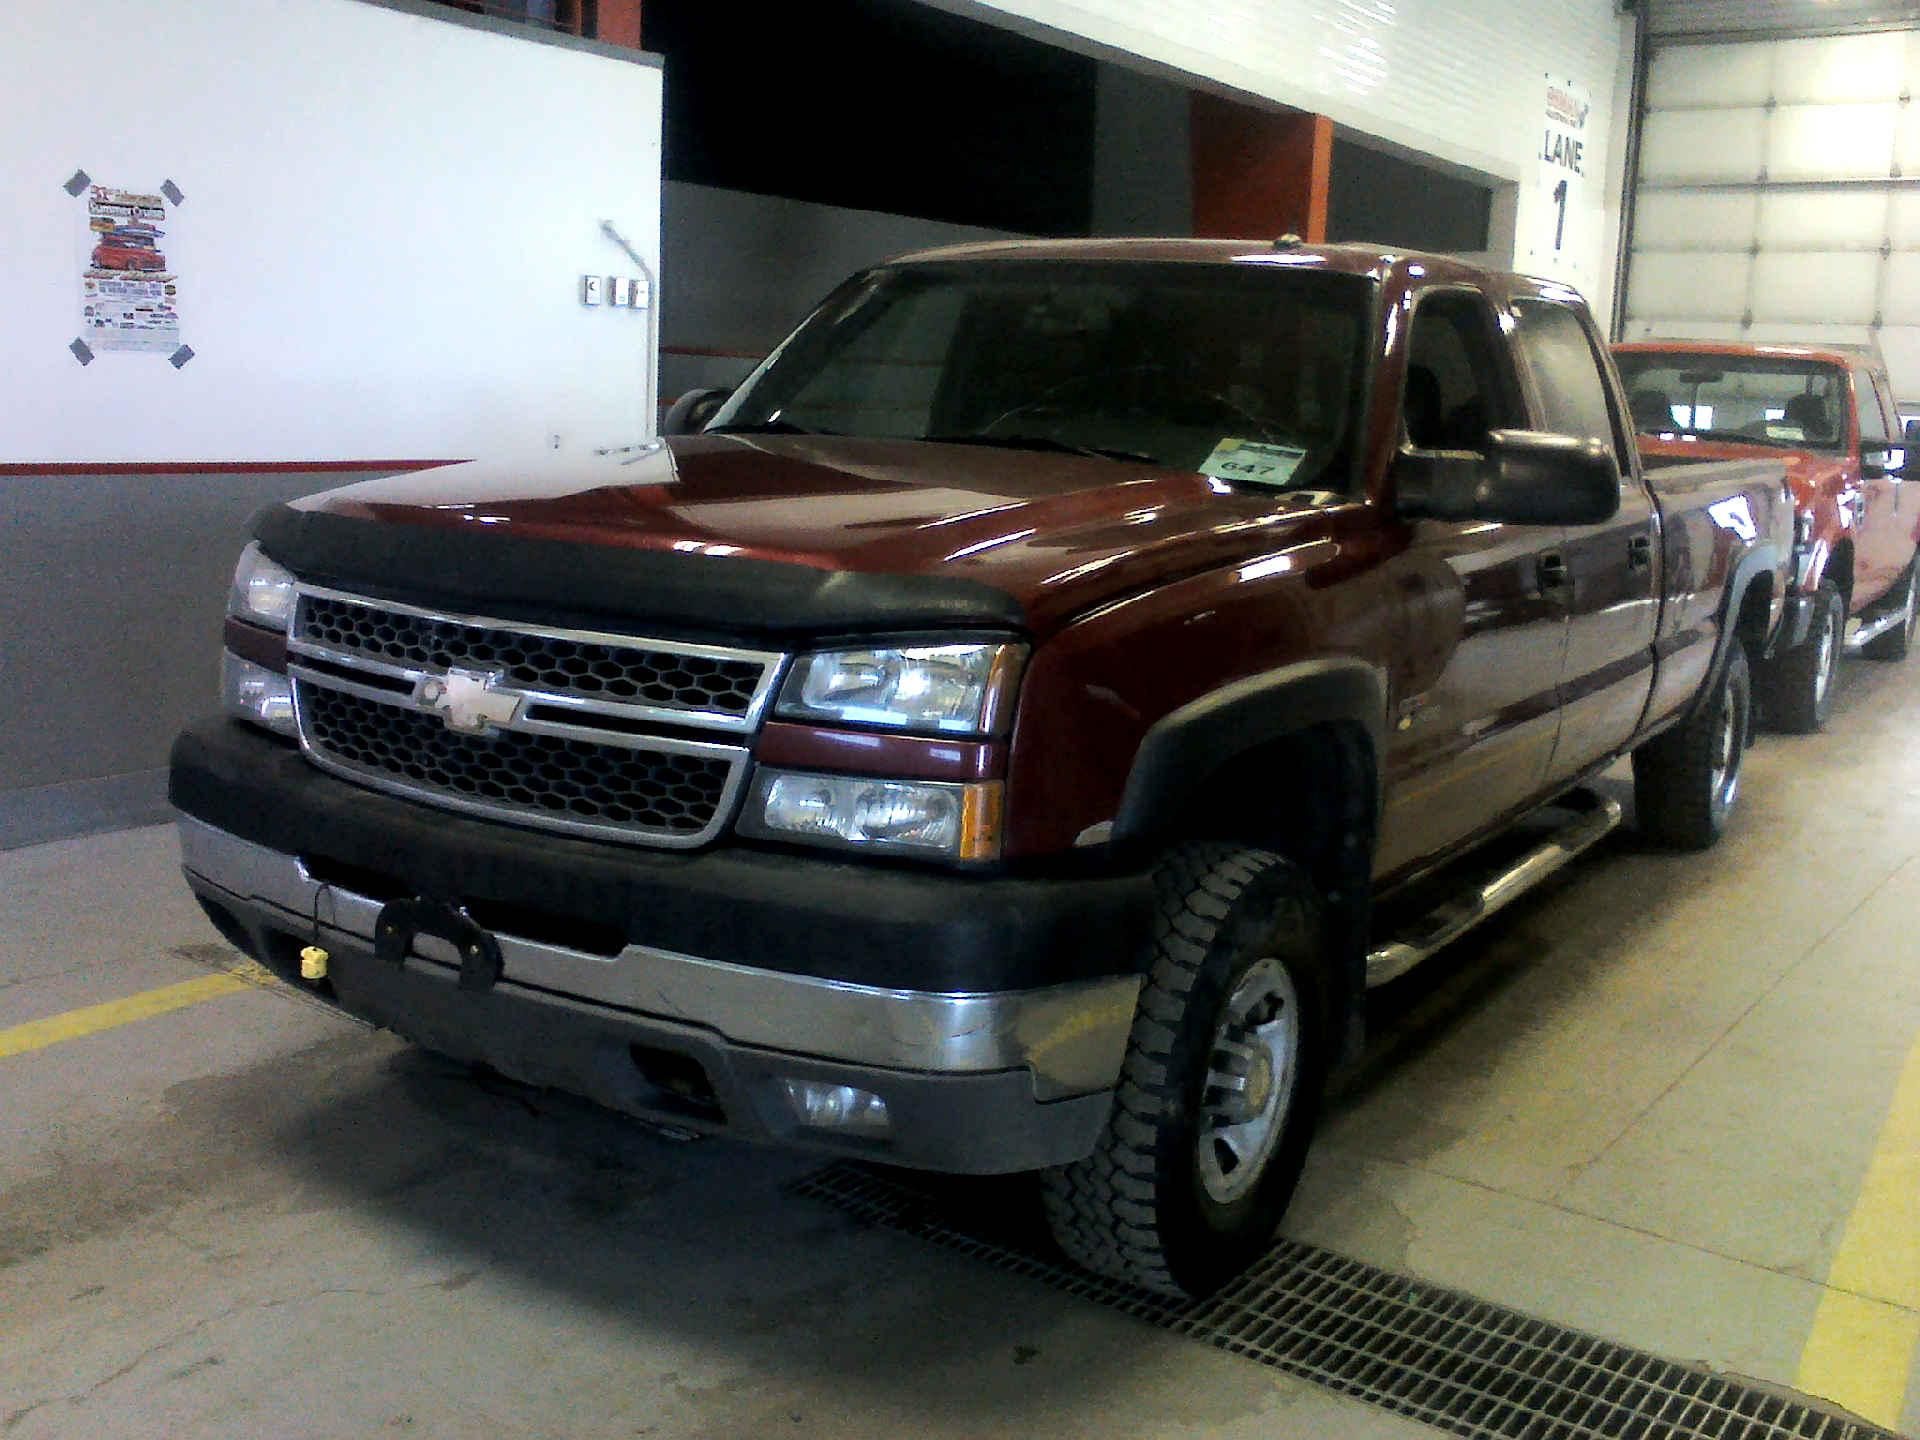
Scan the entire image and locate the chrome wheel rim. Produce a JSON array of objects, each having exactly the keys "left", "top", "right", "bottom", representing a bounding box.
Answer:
[
  {"left": 1814, "top": 608, "right": 1839, "bottom": 707},
  {"left": 1197, "top": 957, "right": 1300, "bottom": 1205},
  {"left": 1710, "top": 675, "right": 1746, "bottom": 812}
]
